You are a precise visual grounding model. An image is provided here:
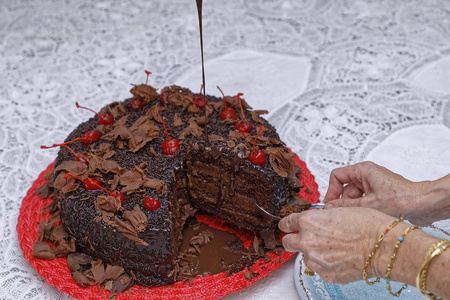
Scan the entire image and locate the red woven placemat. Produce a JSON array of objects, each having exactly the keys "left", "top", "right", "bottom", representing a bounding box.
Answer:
[{"left": 17, "top": 156, "right": 319, "bottom": 299}]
